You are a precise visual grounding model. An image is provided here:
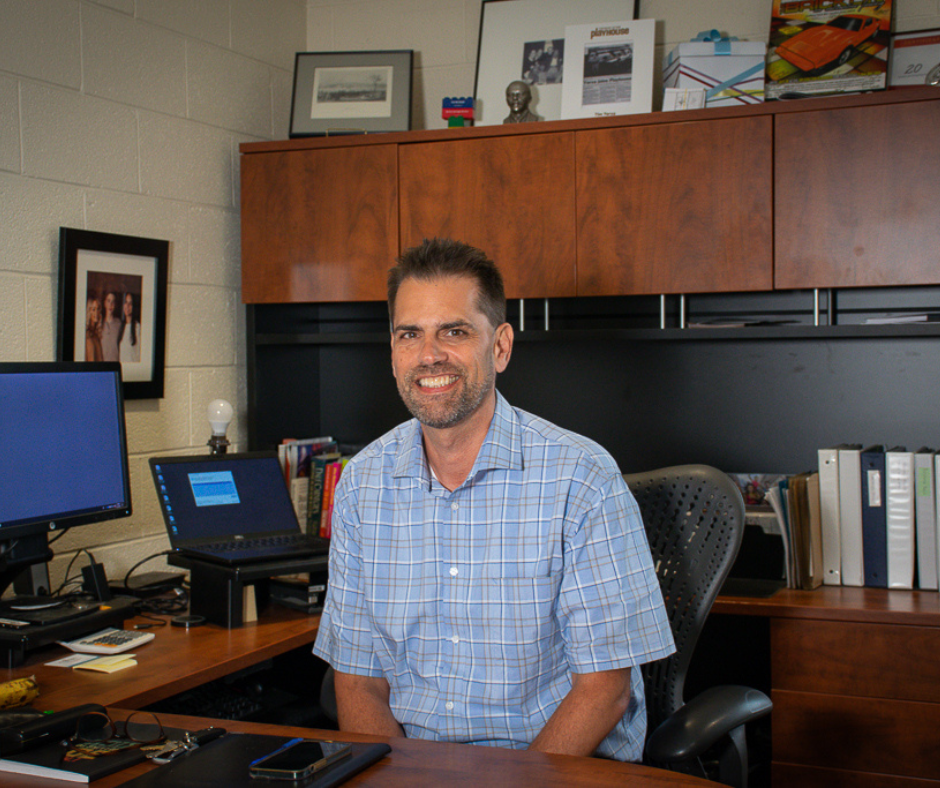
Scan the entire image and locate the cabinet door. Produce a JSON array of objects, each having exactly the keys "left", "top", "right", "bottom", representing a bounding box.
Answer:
[
  {"left": 399, "top": 133, "right": 577, "bottom": 299},
  {"left": 576, "top": 116, "right": 773, "bottom": 296},
  {"left": 241, "top": 145, "right": 398, "bottom": 303},
  {"left": 776, "top": 99, "right": 940, "bottom": 289}
]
